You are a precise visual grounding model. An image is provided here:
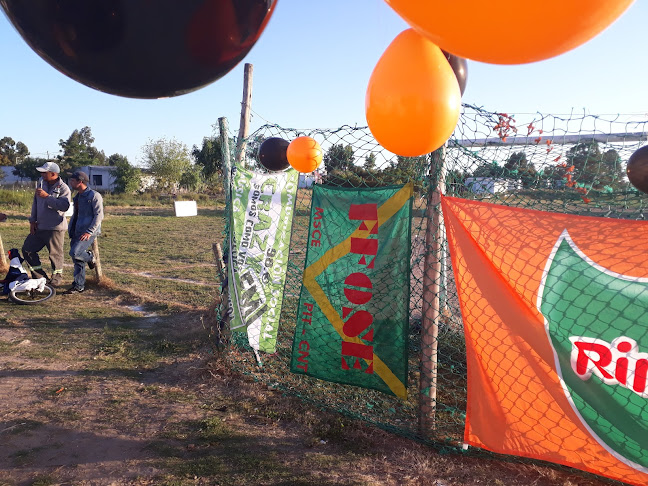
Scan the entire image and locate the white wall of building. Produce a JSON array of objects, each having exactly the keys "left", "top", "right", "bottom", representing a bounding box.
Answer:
[
  {"left": 464, "top": 177, "right": 522, "bottom": 194},
  {"left": 0, "top": 166, "right": 32, "bottom": 185},
  {"left": 74, "top": 165, "right": 117, "bottom": 192}
]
